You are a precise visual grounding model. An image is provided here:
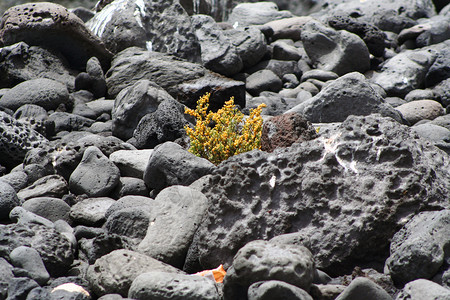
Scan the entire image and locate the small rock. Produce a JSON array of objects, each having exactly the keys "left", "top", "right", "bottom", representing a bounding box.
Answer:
[
  {"left": 110, "top": 149, "right": 154, "bottom": 179},
  {"left": 265, "top": 16, "right": 314, "bottom": 41},
  {"left": 0, "top": 180, "right": 20, "bottom": 221},
  {"left": 21, "top": 196, "right": 71, "bottom": 224},
  {"left": 335, "top": 277, "right": 392, "bottom": 300},
  {"left": 404, "top": 89, "right": 436, "bottom": 102},
  {"left": 246, "top": 69, "right": 283, "bottom": 96},
  {"left": 395, "top": 100, "right": 445, "bottom": 124},
  {"left": 228, "top": 2, "right": 293, "bottom": 27},
  {"left": 10, "top": 246, "right": 50, "bottom": 285},
  {"left": 70, "top": 197, "right": 116, "bottom": 226},
  {"left": 111, "top": 177, "right": 149, "bottom": 199},
  {"left": 301, "top": 70, "right": 339, "bottom": 83},
  {"left": 17, "top": 175, "right": 68, "bottom": 201},
  {"left": 69, "top": 146, "right": 120, "bottom": 197}
]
